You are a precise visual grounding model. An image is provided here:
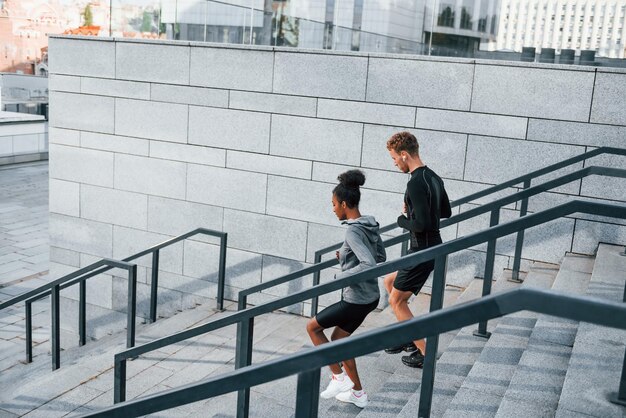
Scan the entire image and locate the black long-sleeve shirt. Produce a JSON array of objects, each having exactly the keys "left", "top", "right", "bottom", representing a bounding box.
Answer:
[{"left": 397, "top": 166, "right": 452, "bottom": 237}]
